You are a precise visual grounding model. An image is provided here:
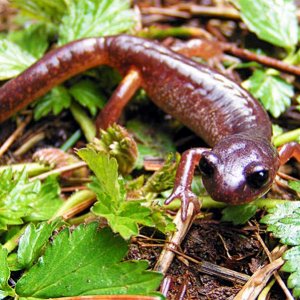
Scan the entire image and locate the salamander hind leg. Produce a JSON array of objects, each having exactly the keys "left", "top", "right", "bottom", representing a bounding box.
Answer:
[{"left": 95, "top": 68, "right": 141, "bottom": 133}]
